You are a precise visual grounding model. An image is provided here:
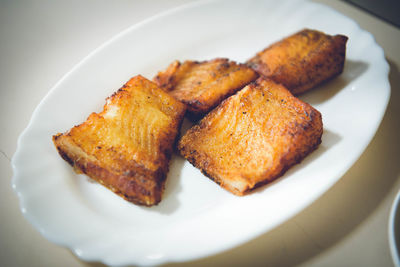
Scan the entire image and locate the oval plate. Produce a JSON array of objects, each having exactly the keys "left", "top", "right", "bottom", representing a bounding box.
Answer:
[{"left": 12, "top": 0, "right": 390, "bottom": 266}]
